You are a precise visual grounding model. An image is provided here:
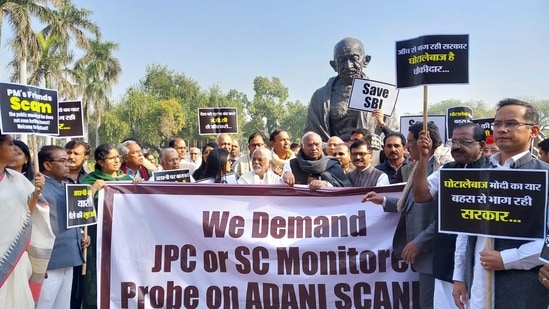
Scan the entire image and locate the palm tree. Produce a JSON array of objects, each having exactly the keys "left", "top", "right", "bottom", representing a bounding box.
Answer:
[
  {"left": 42, "top": 0, "right": 98, "bottom": 56},
  {"left": 73, "top": 35, "right": 121, "bottom": 146},
  {"left": 0, "top": 0, "right": 55, "bottom": 81},
  {"left": 8, "top": 32, "right": 76, "bottom": 97}
]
